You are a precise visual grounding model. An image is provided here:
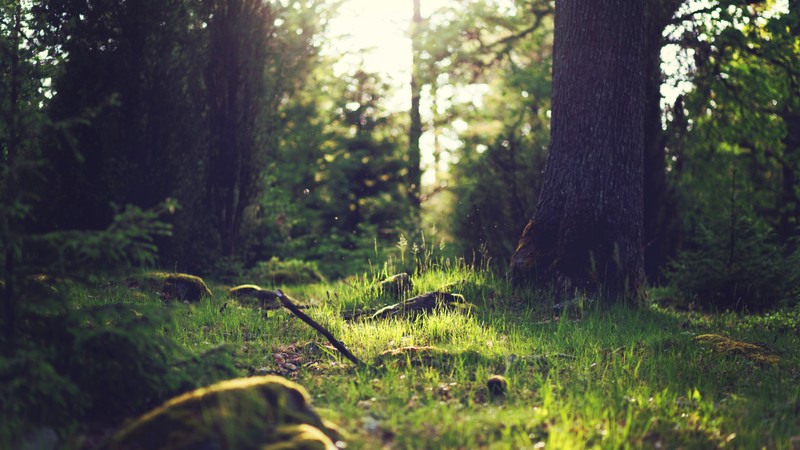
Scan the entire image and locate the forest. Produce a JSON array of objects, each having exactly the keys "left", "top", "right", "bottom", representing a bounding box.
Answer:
[{"left": 1, "top": 0, "right": 799, "bottom": 448}]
